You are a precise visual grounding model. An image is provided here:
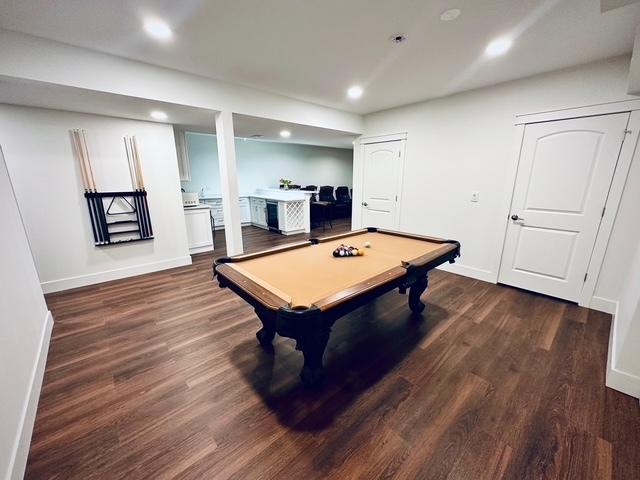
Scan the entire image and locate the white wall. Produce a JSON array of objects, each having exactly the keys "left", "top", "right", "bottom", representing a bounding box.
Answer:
[
  {"left": 605, "top": 135, "right": 640, "bottom": 398},
  {"left": 361, "top": 56, "right": 638, "bottom": 300},
  {"left": 0, "top": 146, "right": 52, "bottom": 480},
  {"left": 0, "top": 105, "right": 191, "bottom": 293},
  {"left": 181, "top": 133, "right": 353, "bottom": 195},
  {"left": 594, "top": 135, "right": 640, "bottom": 307},
  {"left": 617, "top": 239, "right": 640, "bottom": 373},
  {"left": 607, "top": 234, "right": 640, "bottom": 398},
  {"left": 0, "top": 29, "right": 362, "bottom": 135},
  {"left": 627, "top": 24, "right": 640, "bottom": 95}
]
